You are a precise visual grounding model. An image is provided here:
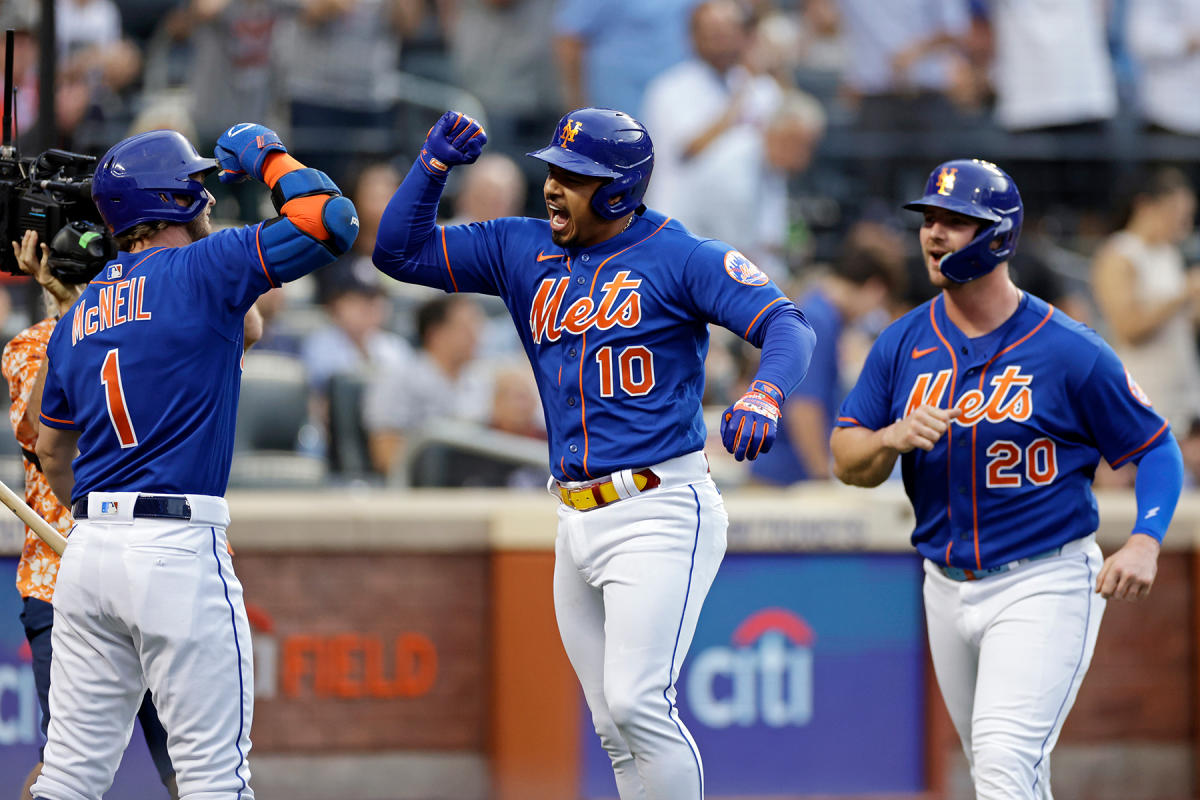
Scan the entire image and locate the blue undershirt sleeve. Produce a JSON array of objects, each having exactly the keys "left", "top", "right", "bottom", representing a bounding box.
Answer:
[
  {"left": 1129, "top": 436, "right": 1184, "bottom": 542},
  {"left": 751, "top": 305, "right": 816, "bottom": 399}
]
